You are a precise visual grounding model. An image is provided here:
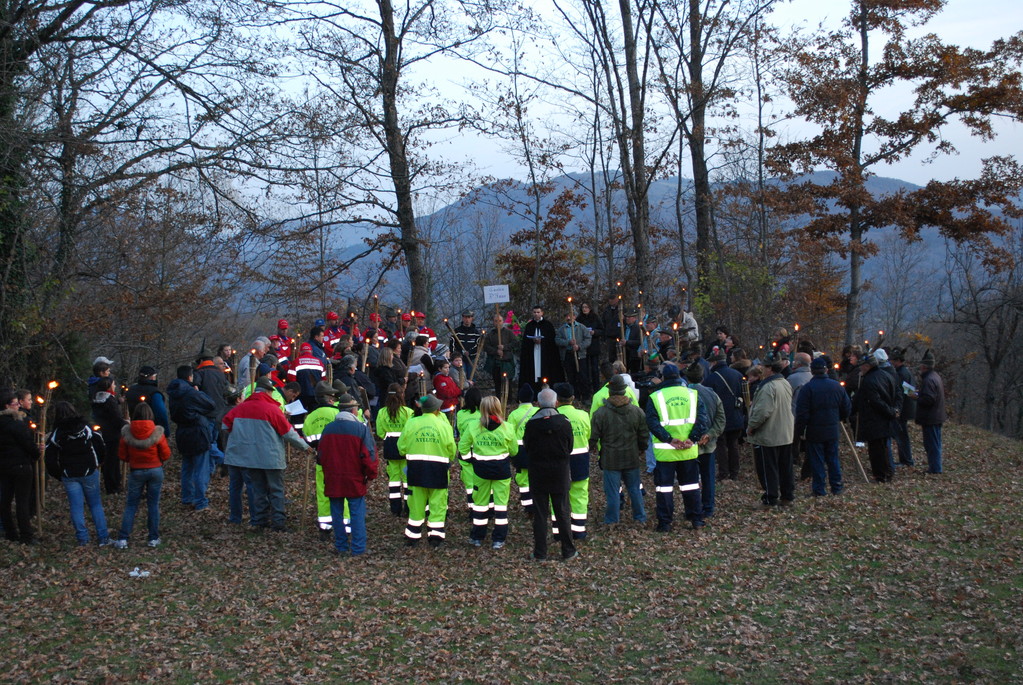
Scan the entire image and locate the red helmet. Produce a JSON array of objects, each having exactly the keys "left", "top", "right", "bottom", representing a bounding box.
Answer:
[
  {"left": 369, "top": 313, "right": 381, "bottom": 322},
  {"left": 414, "top": 311, "right": 426, "bottom": 319},
  {"left": 300, "top": 342, "right": 312, "bottom": 352},
  {"left": 326, "top": 311, "right": 339, "bottom": 321},
  {"left": 277, "top": 319, "right": 289, "bottom": 330},
  {"left": 401, "top": 313, "right": 412, "bottom": 321}
]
